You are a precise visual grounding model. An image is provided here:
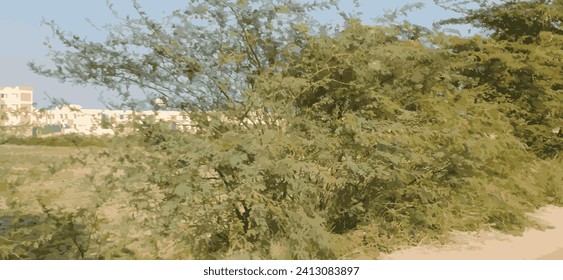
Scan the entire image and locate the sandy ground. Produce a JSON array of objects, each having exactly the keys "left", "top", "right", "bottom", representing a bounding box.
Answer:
[{"left": 380, "top": 205, "right": 563, "bottom": 260}]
